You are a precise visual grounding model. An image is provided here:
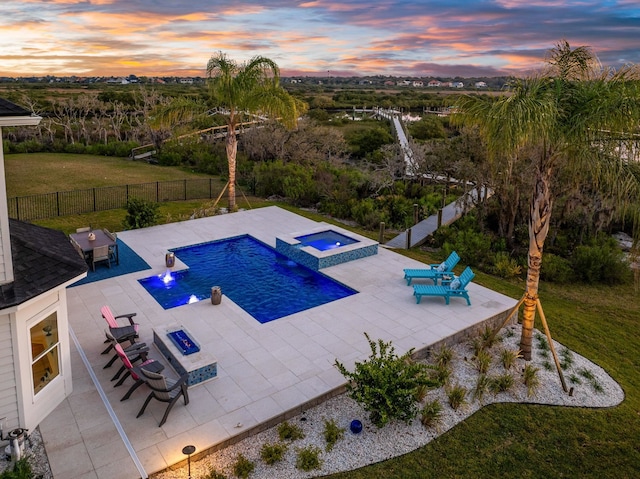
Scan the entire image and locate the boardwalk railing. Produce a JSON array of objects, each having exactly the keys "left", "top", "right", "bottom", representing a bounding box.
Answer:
[{"left": 8, "top": 178, "right": 226, "bottom": 221}]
